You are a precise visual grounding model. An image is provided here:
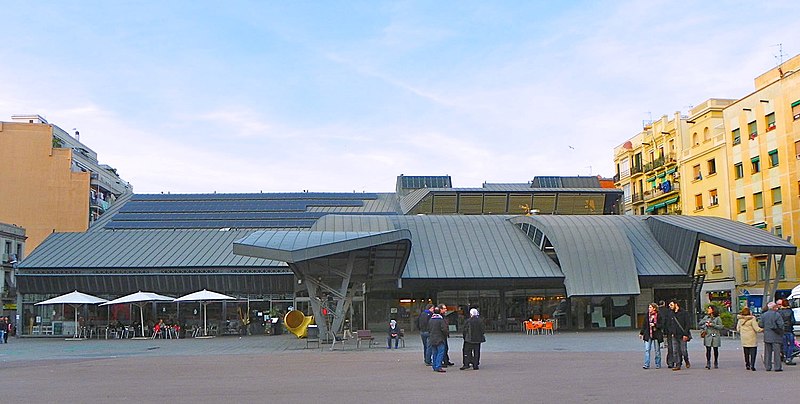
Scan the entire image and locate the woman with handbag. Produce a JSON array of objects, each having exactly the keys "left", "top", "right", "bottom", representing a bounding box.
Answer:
[
  {"left": 699, "top": 305, "right": 724, "bottom": 369},
  {"left": 639, "top": 303, "right": 664, "bottom": 369}
]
